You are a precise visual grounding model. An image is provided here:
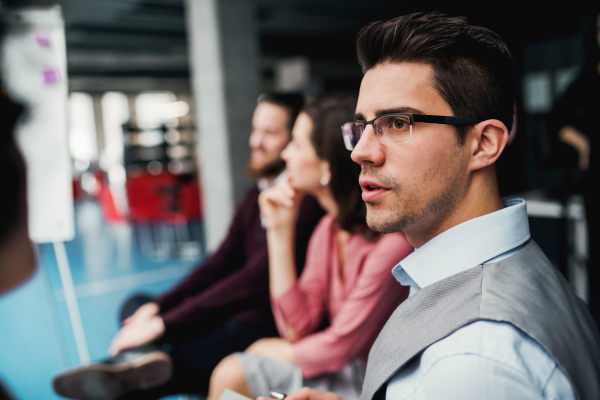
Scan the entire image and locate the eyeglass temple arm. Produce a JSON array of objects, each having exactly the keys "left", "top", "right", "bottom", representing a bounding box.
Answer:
[{"left": 412, "top": 115, "right": 482, "bottom": 126}]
